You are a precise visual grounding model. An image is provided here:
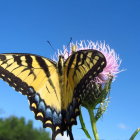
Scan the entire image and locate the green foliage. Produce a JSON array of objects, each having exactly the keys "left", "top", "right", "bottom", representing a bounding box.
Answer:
[{"left": 0, "top": 116, "right": 51, "bottom": 140}]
